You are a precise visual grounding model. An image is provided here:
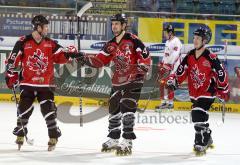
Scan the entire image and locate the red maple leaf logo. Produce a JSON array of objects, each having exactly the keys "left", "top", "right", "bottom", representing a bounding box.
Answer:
[
  {"left": 190, "top": 64, "right": 206, "bottom": 89},
  {"left": 115, "top": 49, "right": 131, "bottom": 72},
  {"left": 27, "top": 49, "right": 48, "bottom": 74}
]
